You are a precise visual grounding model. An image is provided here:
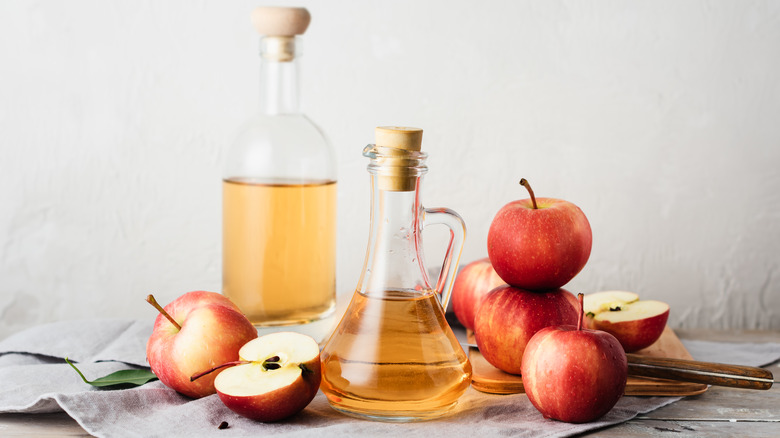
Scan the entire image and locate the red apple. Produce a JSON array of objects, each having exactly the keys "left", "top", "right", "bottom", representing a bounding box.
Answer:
[
  {"left": 473, "top": 286, "right": 578, "bottom": 375},
  {"left": 195, "top": 332, "right": 321, "bottom": 422},
  {"left": 451, "top": 258, "right": 507, "bottom": 330},
  {"left": 487, "top": 179, "right": 592, "bottom": 290},
  {"left": 522, "top": 294, "right": 627, "bottom": 423},
  {"left": 145, "top": 291, "right": 258, "bottom": 398},
  {"left": 583, "top": 291, "right": 670, "bottom": 352}
]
